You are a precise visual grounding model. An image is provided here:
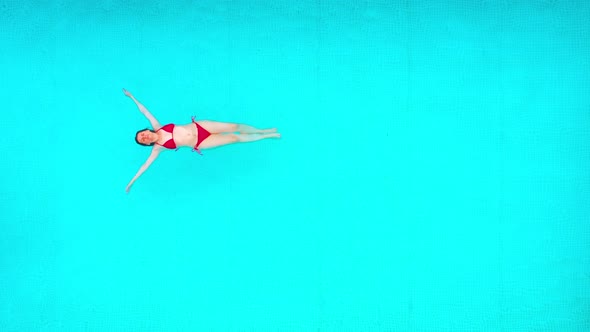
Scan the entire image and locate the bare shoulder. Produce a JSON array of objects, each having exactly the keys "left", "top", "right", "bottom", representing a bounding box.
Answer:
[{"left": 149, "top": 145, "right": 164, "bottom": 157}]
